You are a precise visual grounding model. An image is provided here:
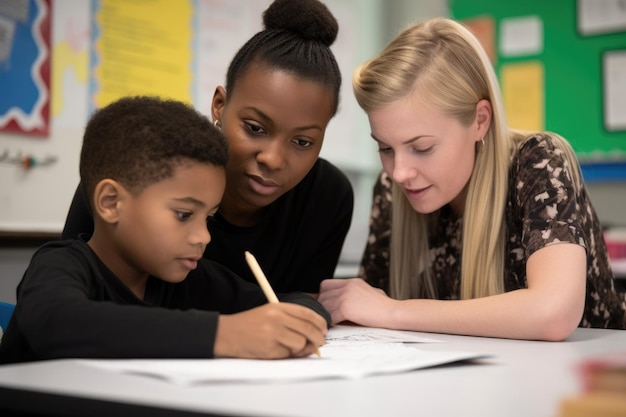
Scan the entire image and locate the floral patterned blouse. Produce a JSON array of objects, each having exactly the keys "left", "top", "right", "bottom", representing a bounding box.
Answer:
[{"left": 359, "top": 134, "right": 626, "bottom": 329}]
